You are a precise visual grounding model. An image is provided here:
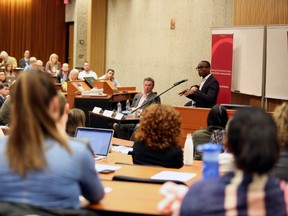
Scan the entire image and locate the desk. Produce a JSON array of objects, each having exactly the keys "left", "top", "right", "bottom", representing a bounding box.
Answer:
[
  {"left": 173, "top": 106, "right": 236, "bottom": 147},
  {"left": 88, "top": 138, "right": 202, "bottom": 215},
  {"left": 88, "top": 111, "right": 140, "bottom": 128},
  {"left": 88, "top": 181, "right": 162, "bottom": 216}
]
